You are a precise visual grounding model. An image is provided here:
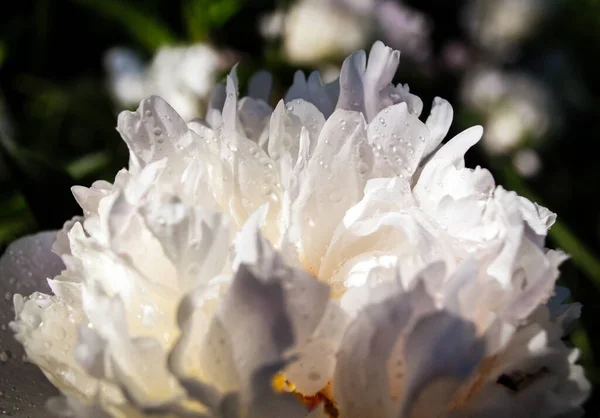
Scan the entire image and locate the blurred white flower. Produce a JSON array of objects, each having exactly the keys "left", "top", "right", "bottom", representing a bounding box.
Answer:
[
  {"left": 282, "top": 0, "right": 370, "bottom": 65},
  {"left": 105, "top": 44, "right": 228, "bottom": 121},
  {"left": 513, "top": 148, "right": 542, "bottom": 178},
  {"left": 2, "top": 42, "right": 588, "bottom": 418},
  {"left": 462, "top": 68, "right": 556, "bottom": 154},
  {"left": 268, "top": 0, "right": 431, "bottom": 65},
  {"left": 464, "top": 0, "right": 552, "bottom": 57}
]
